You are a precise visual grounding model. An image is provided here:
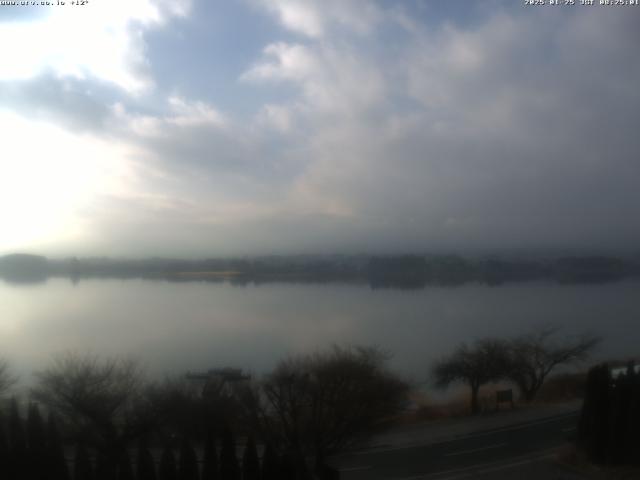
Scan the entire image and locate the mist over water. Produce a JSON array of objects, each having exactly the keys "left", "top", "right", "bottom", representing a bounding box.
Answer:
[{"left": 1, "top": 278, "right": 638, "bottom": 386}]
